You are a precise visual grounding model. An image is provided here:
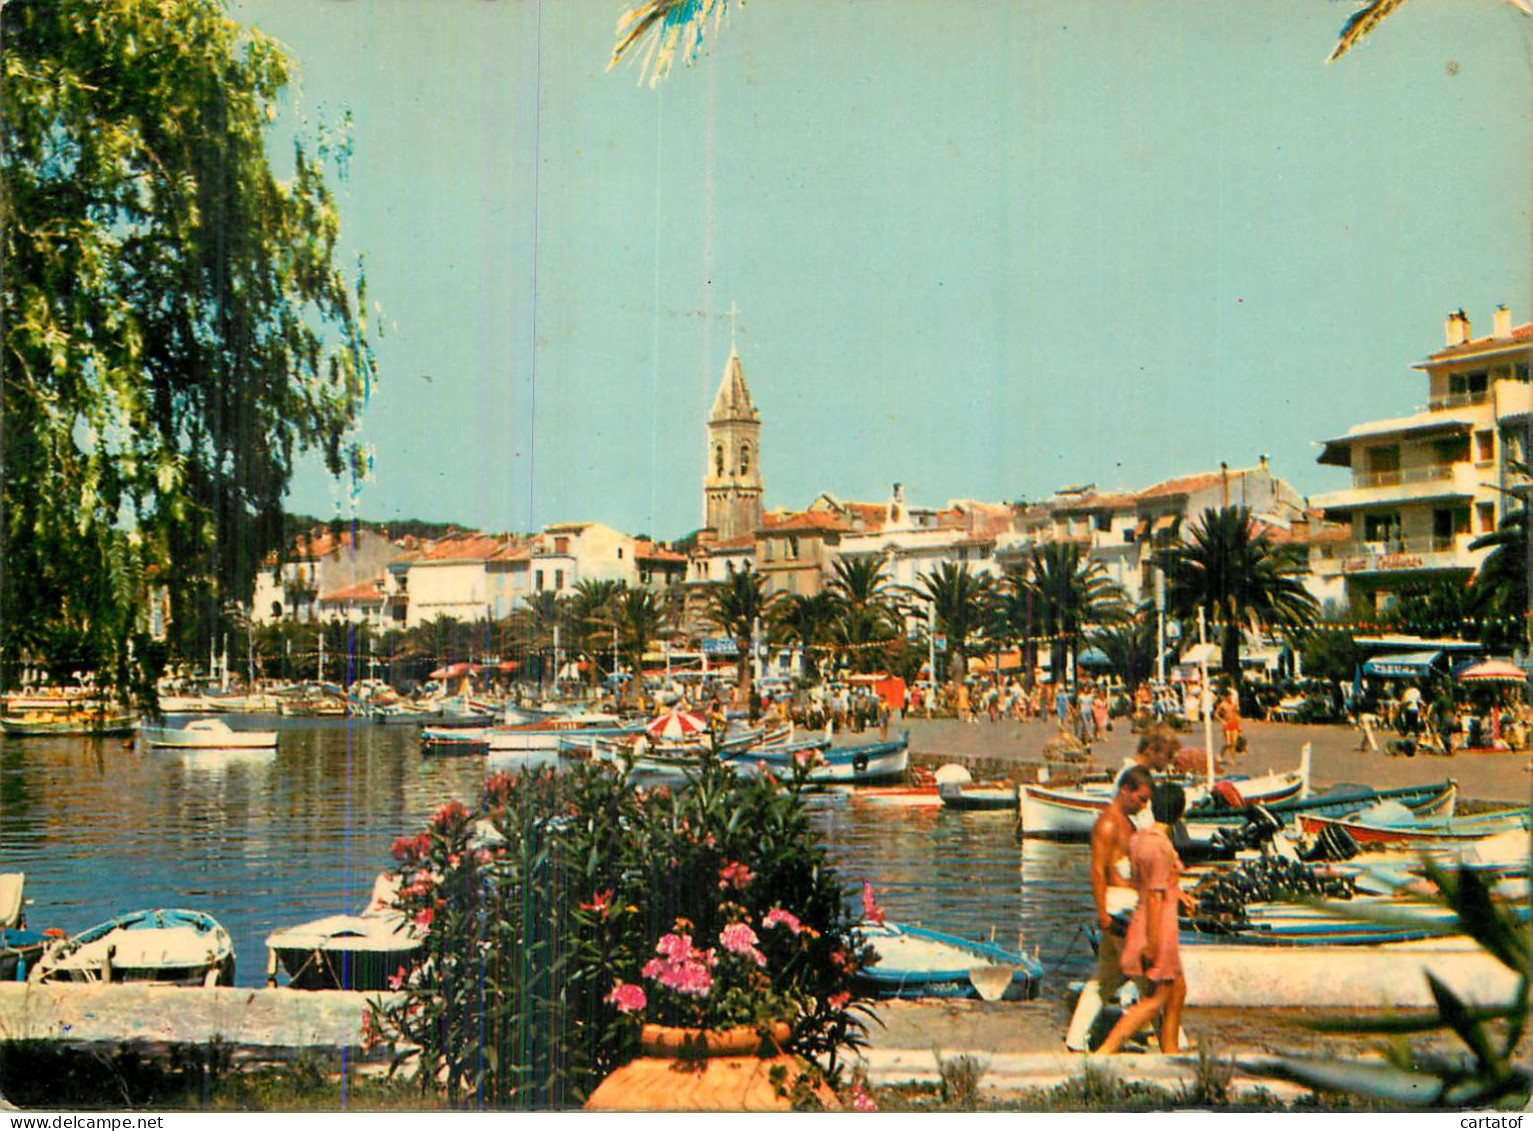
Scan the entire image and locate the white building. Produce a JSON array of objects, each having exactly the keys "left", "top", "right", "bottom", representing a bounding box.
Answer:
[{"left": 1311, "top": 306, "right": 1530, "bottom": 613}]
